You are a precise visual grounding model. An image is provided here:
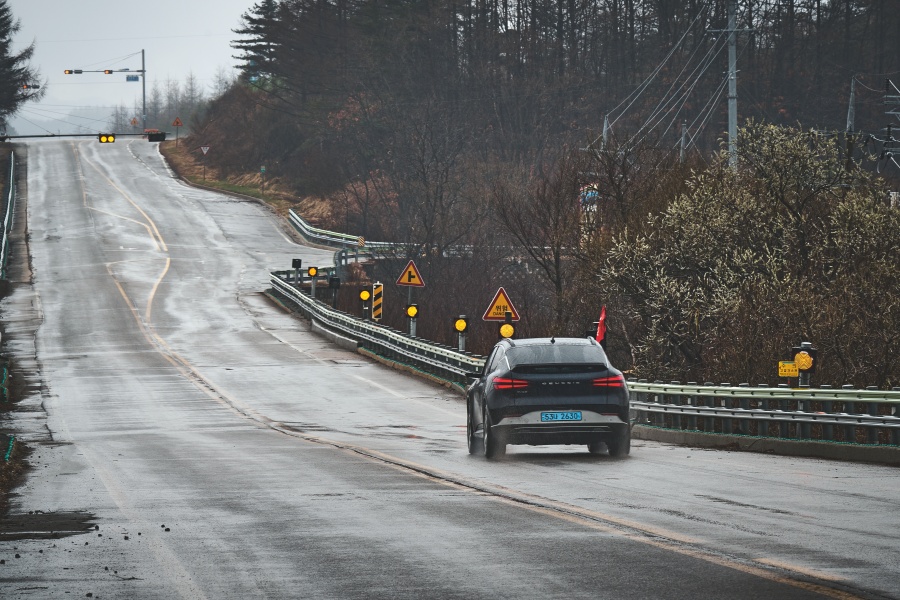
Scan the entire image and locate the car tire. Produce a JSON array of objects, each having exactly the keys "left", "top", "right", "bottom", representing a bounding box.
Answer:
[
  {"left": 467, "top": 399, "right": 483, "bottom": 455},
  {"left": 482, "top": 403, "right": 505, "bottom": 459},
  {"left": 587, "top": 441, "right": 604, "bottom": 455},
  {"left": 606, "top": 426, "right": 631, "bottom": 457}
]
